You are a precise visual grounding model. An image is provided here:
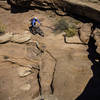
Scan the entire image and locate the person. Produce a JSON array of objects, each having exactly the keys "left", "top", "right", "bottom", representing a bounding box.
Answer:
[
  {"left": 31, "top": 17, "right": 41, "bottom": 27},
  {"left": 30, "top": 17, "right": 44, "bottom": 37}
]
